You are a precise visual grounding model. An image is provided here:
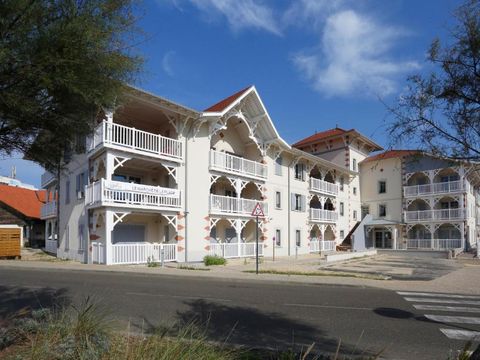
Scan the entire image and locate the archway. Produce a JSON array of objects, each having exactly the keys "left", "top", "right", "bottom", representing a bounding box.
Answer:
[
  {"left": 407, "top": 172, "right": 430, "bottom": 186},
  {"left": 210, "top": 219, "right": 238, "bottom": 243},
  {"left": 309, "top": 195, "right": 322, "bottom": 209},
  {"left": 240, "top": 182, "right": 262, "bottom": 200},
  {"left": 324, "top": 226, "right": 335, "bottom": 241},
  {"left": 323, "top": 198, "right": 335, "bottom": 211}
]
